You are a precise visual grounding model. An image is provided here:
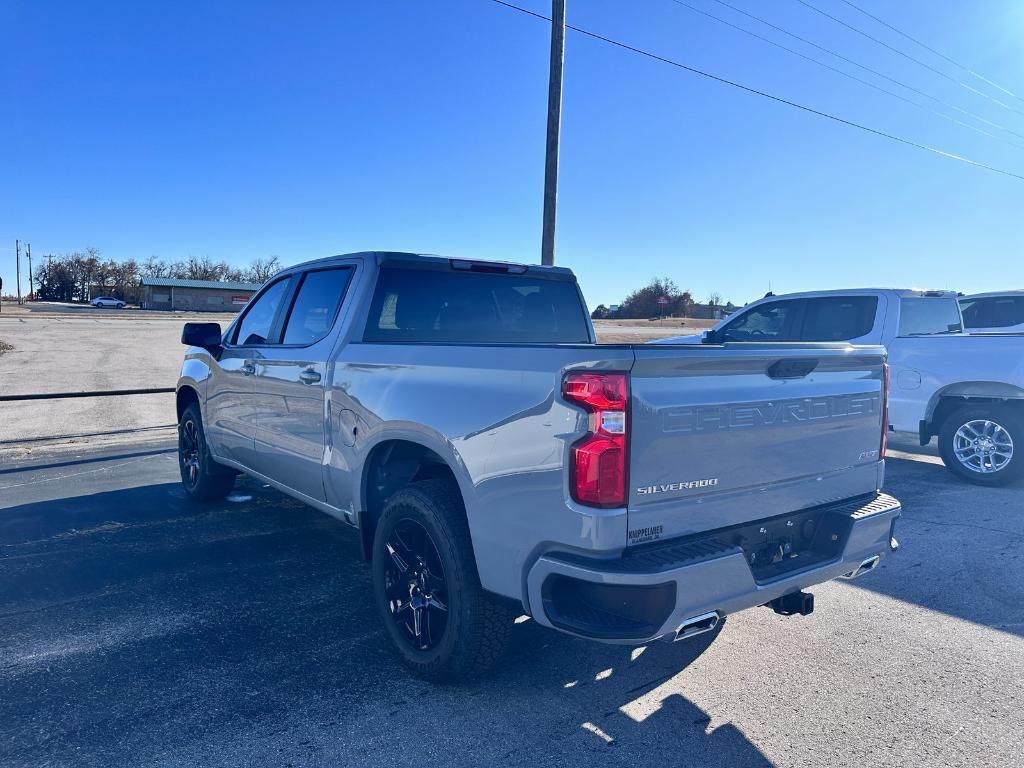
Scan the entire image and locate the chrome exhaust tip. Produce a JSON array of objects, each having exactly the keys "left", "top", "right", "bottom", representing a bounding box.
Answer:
[
  {"left": 673, "top": 611, "right": 720, "bottom": 641},
  {"left": 842, "top": 554, "right": 881, "bottom": 580}
]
